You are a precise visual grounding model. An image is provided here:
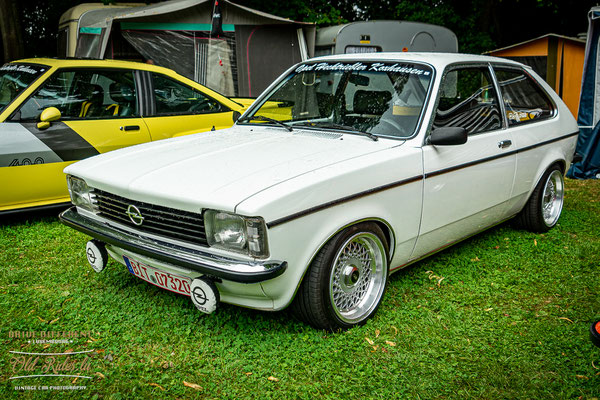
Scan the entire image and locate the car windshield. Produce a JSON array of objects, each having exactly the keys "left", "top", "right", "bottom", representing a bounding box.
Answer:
[
  {"left": 241, "top": 61, "right": 434, "bottom": 138},
  {"left": 0, "top": 64, "right": 48, "bottom": 114}
]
